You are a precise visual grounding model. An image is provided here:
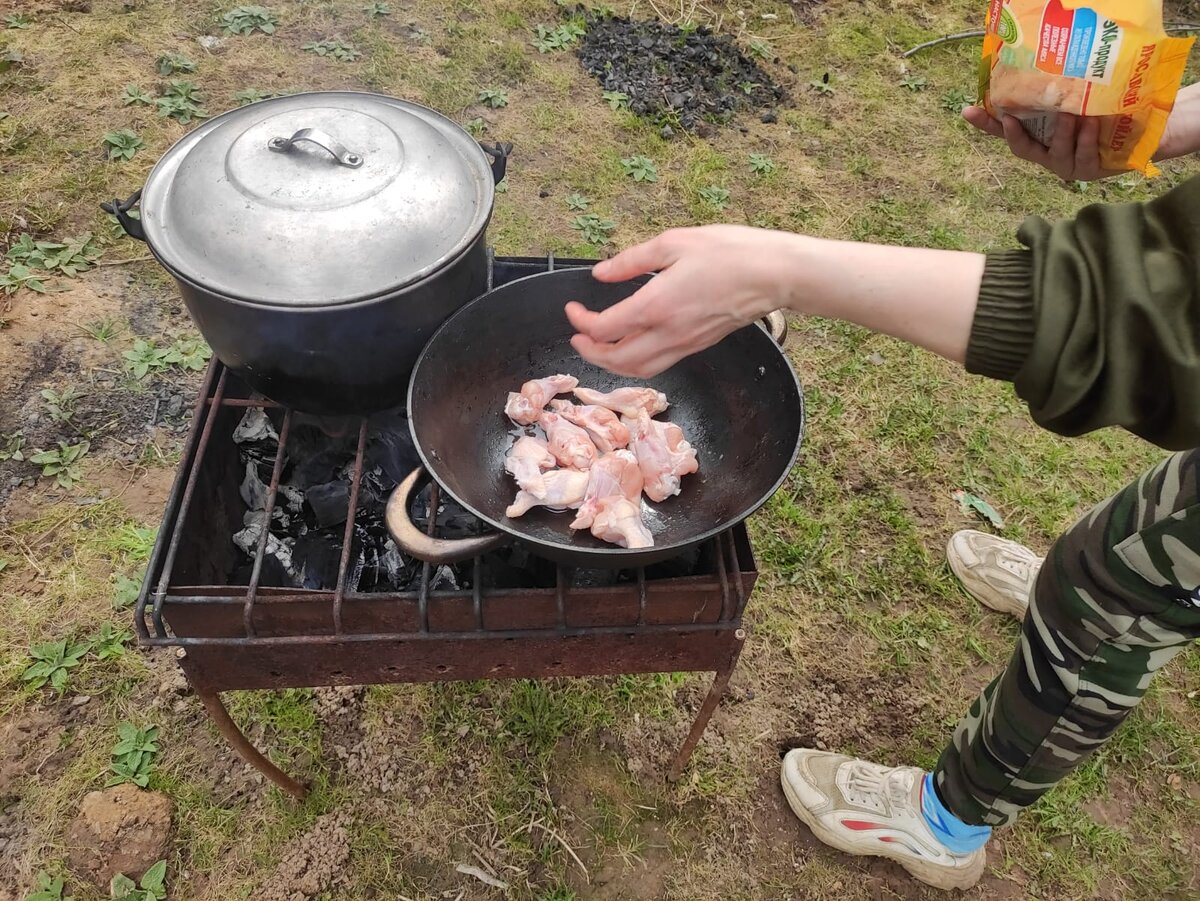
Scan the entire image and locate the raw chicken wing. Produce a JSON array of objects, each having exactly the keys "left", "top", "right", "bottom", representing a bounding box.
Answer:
[
  {"left": 548, "top": 399, "right": 630, "bottom": 453},
  {"left": 570, "top": 449, "right": 644, "bottom": 531},
  {"left": 626, "top": 409, "right": 699, "bottom": 502},
  {"left": 539, "top": 411, "right": 597, "bottom": 471},
  {"left": 504, "top": 374, "right": 579, "bottom": 425},
  {"left": 504, "top": 435, "right": 556, "bottom": 499},
  {"left": 590, "top": 496, "right": 654, "bottom": 549},
  {"left": 506, "top": 469, "right": 590, "bottom": 518},
  {"left": 573, "top": 386, "right": 668, "bottom": 419}
]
